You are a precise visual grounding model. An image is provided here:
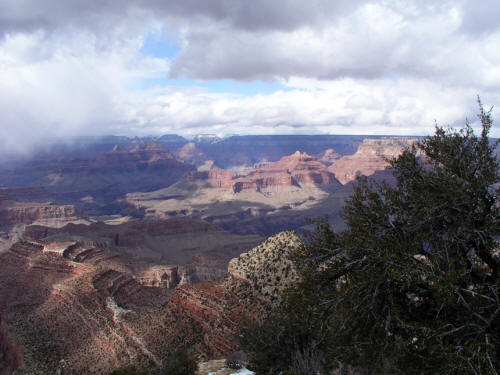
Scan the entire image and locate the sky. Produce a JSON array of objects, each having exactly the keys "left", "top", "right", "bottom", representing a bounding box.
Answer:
[{"left": 1, "top": 0, "right": 500, "bottom": 154}]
